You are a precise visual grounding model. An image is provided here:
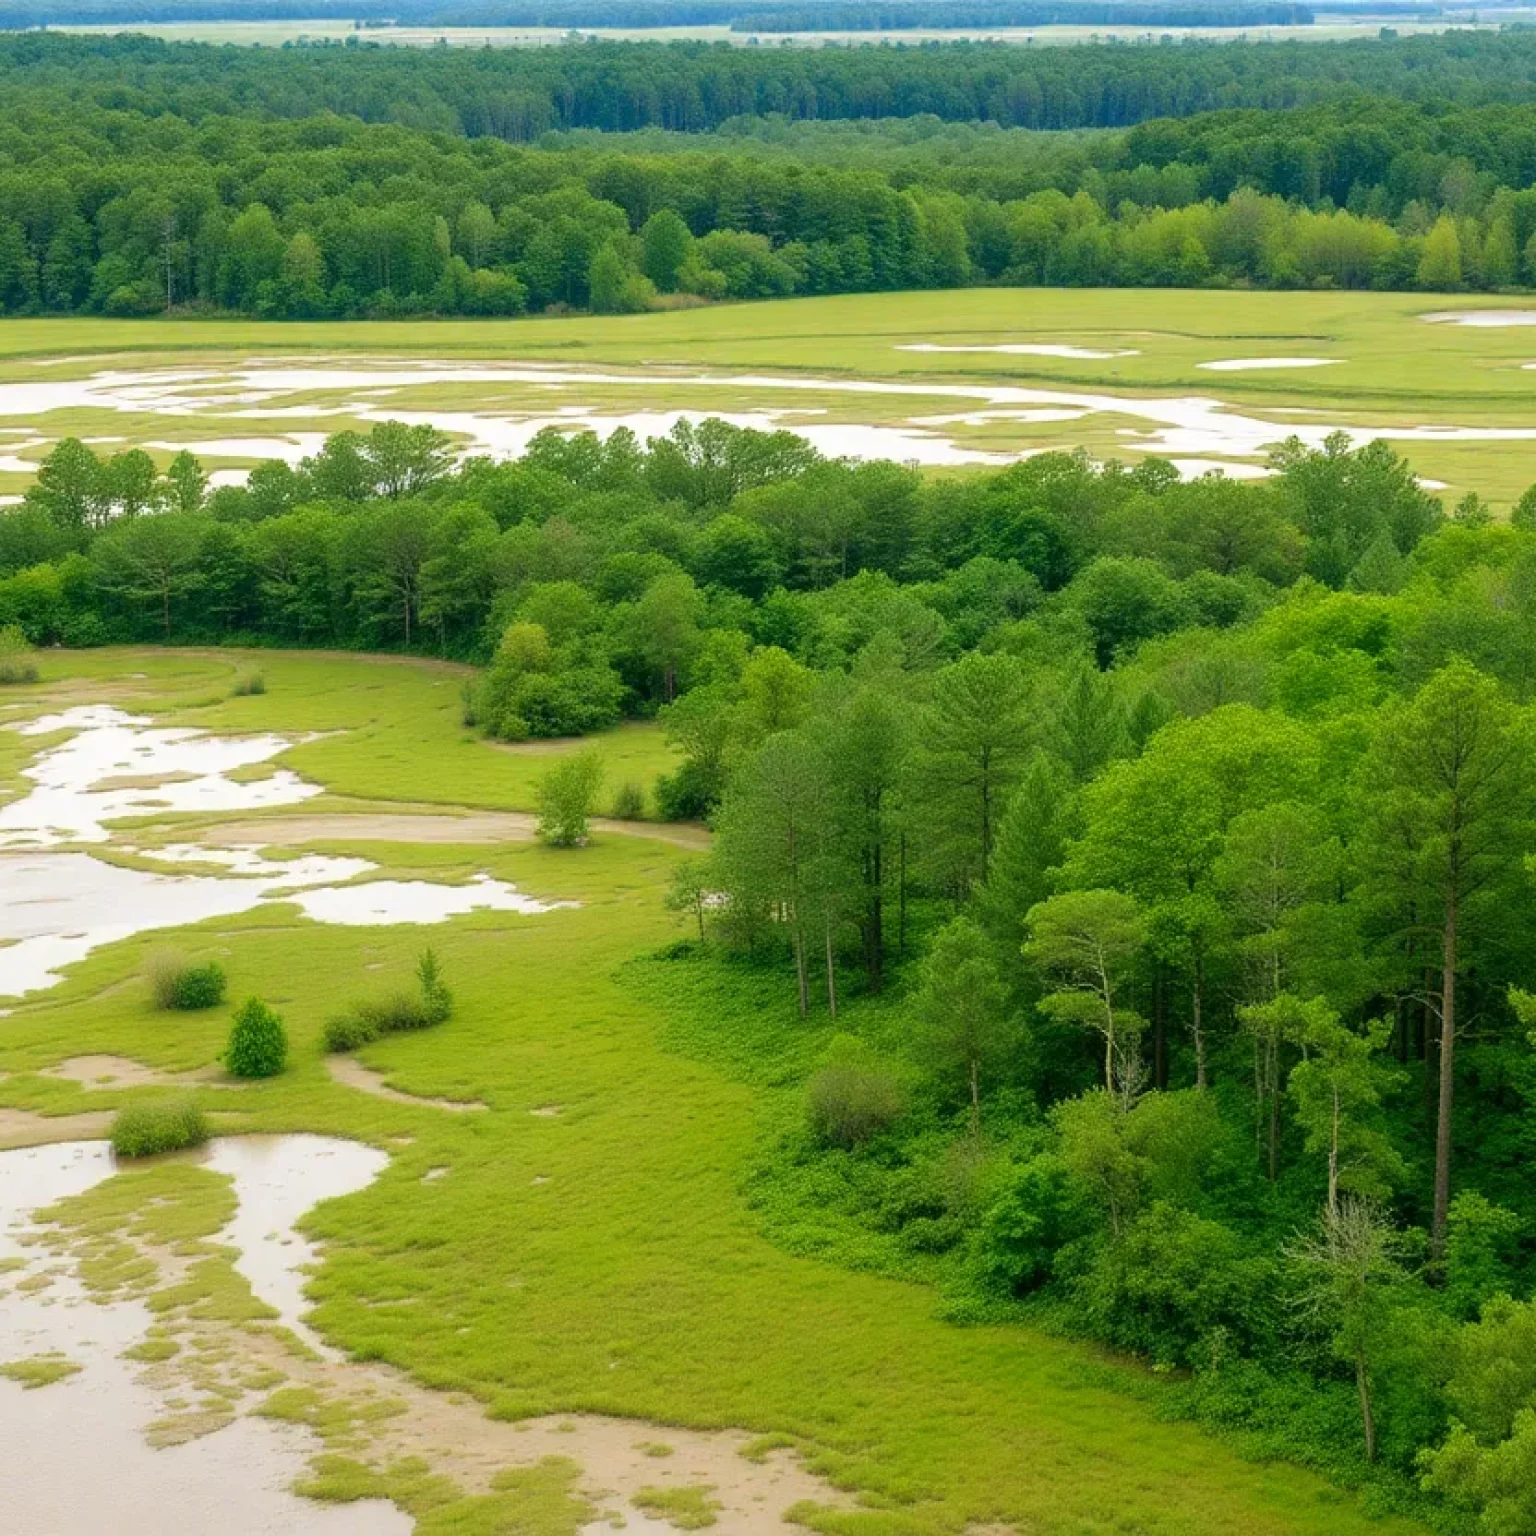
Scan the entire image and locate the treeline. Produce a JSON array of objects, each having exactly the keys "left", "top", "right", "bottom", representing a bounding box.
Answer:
[
  {"left": 5, "top": 415, "right": 1535, "bottom": 1524},
  {"left": 736, "top": 1, "right": 1317, "bottom": 30},
  {"left": 10, "top": 30, "right": 1536, "bottom": 140},
  {"left": 0, "top": 0, "right": 1320, "bottom": 23},
  {"left": 4, "top": 95, "right": 1536, "bottom": 319}
]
